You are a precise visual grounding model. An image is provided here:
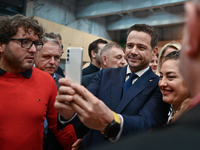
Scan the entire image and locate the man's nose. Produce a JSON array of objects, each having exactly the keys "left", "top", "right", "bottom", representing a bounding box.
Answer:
[{"left": 49, "top": 57, "right": 55, "bottom": 64}]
